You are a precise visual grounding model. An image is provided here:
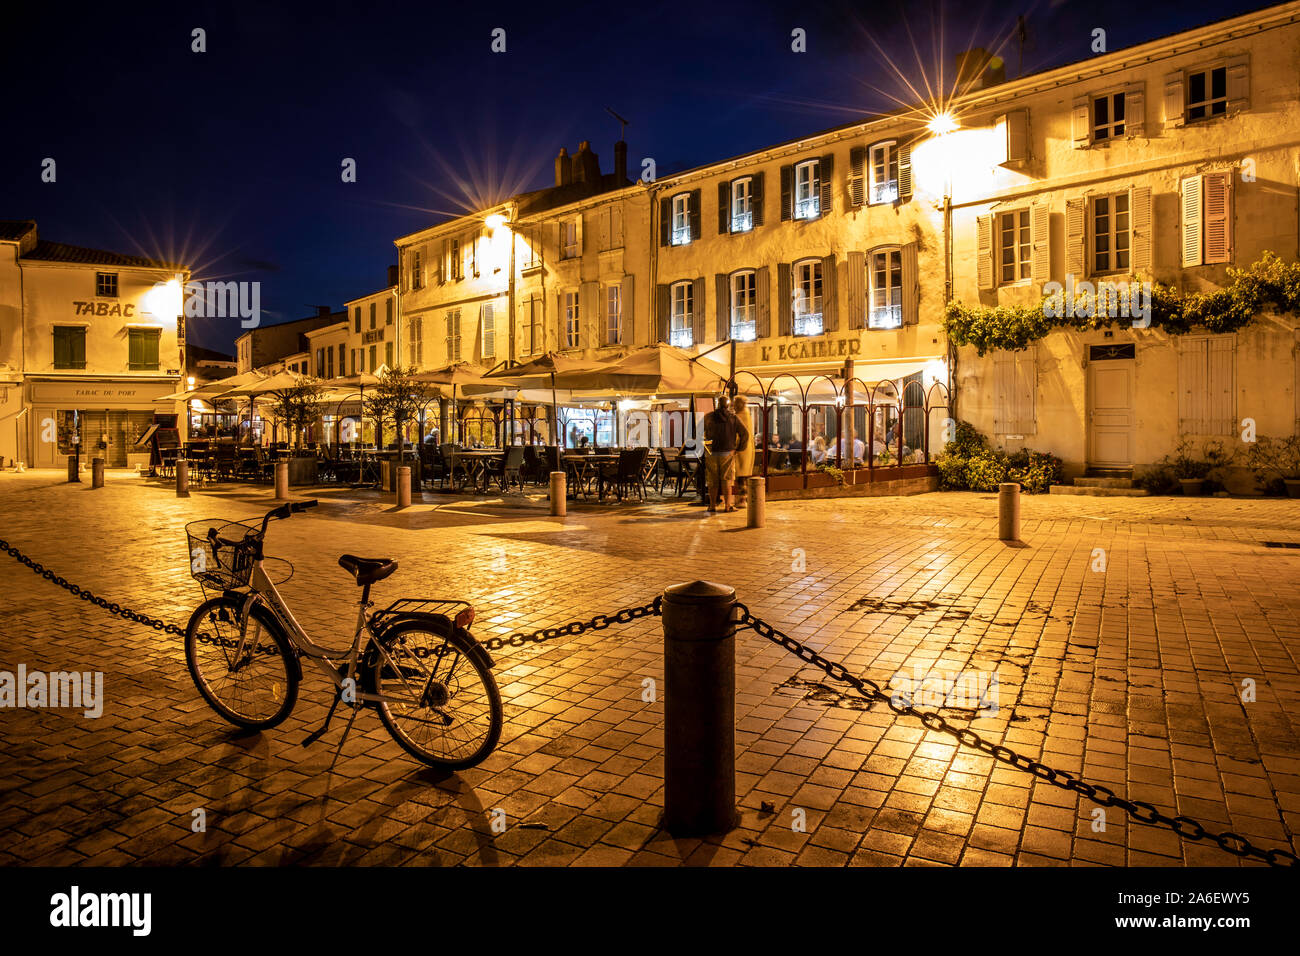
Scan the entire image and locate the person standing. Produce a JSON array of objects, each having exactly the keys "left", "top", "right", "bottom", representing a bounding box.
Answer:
[
  {"left": 731, "top": 394, "right": 754, "bottom": 506},
  {"left": 701, "top": 395, "right": 740, "bottom": 514}
]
